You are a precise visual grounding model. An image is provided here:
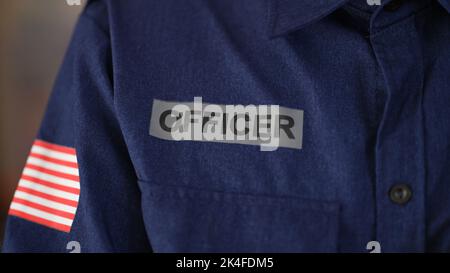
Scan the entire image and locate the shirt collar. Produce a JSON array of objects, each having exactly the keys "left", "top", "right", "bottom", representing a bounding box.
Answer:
[
  {"left": 268, "top": 0, "right": 350, "bottom": 37},
  {"left": 269, "top": 0, "right": 450, "bottom": 38}
]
